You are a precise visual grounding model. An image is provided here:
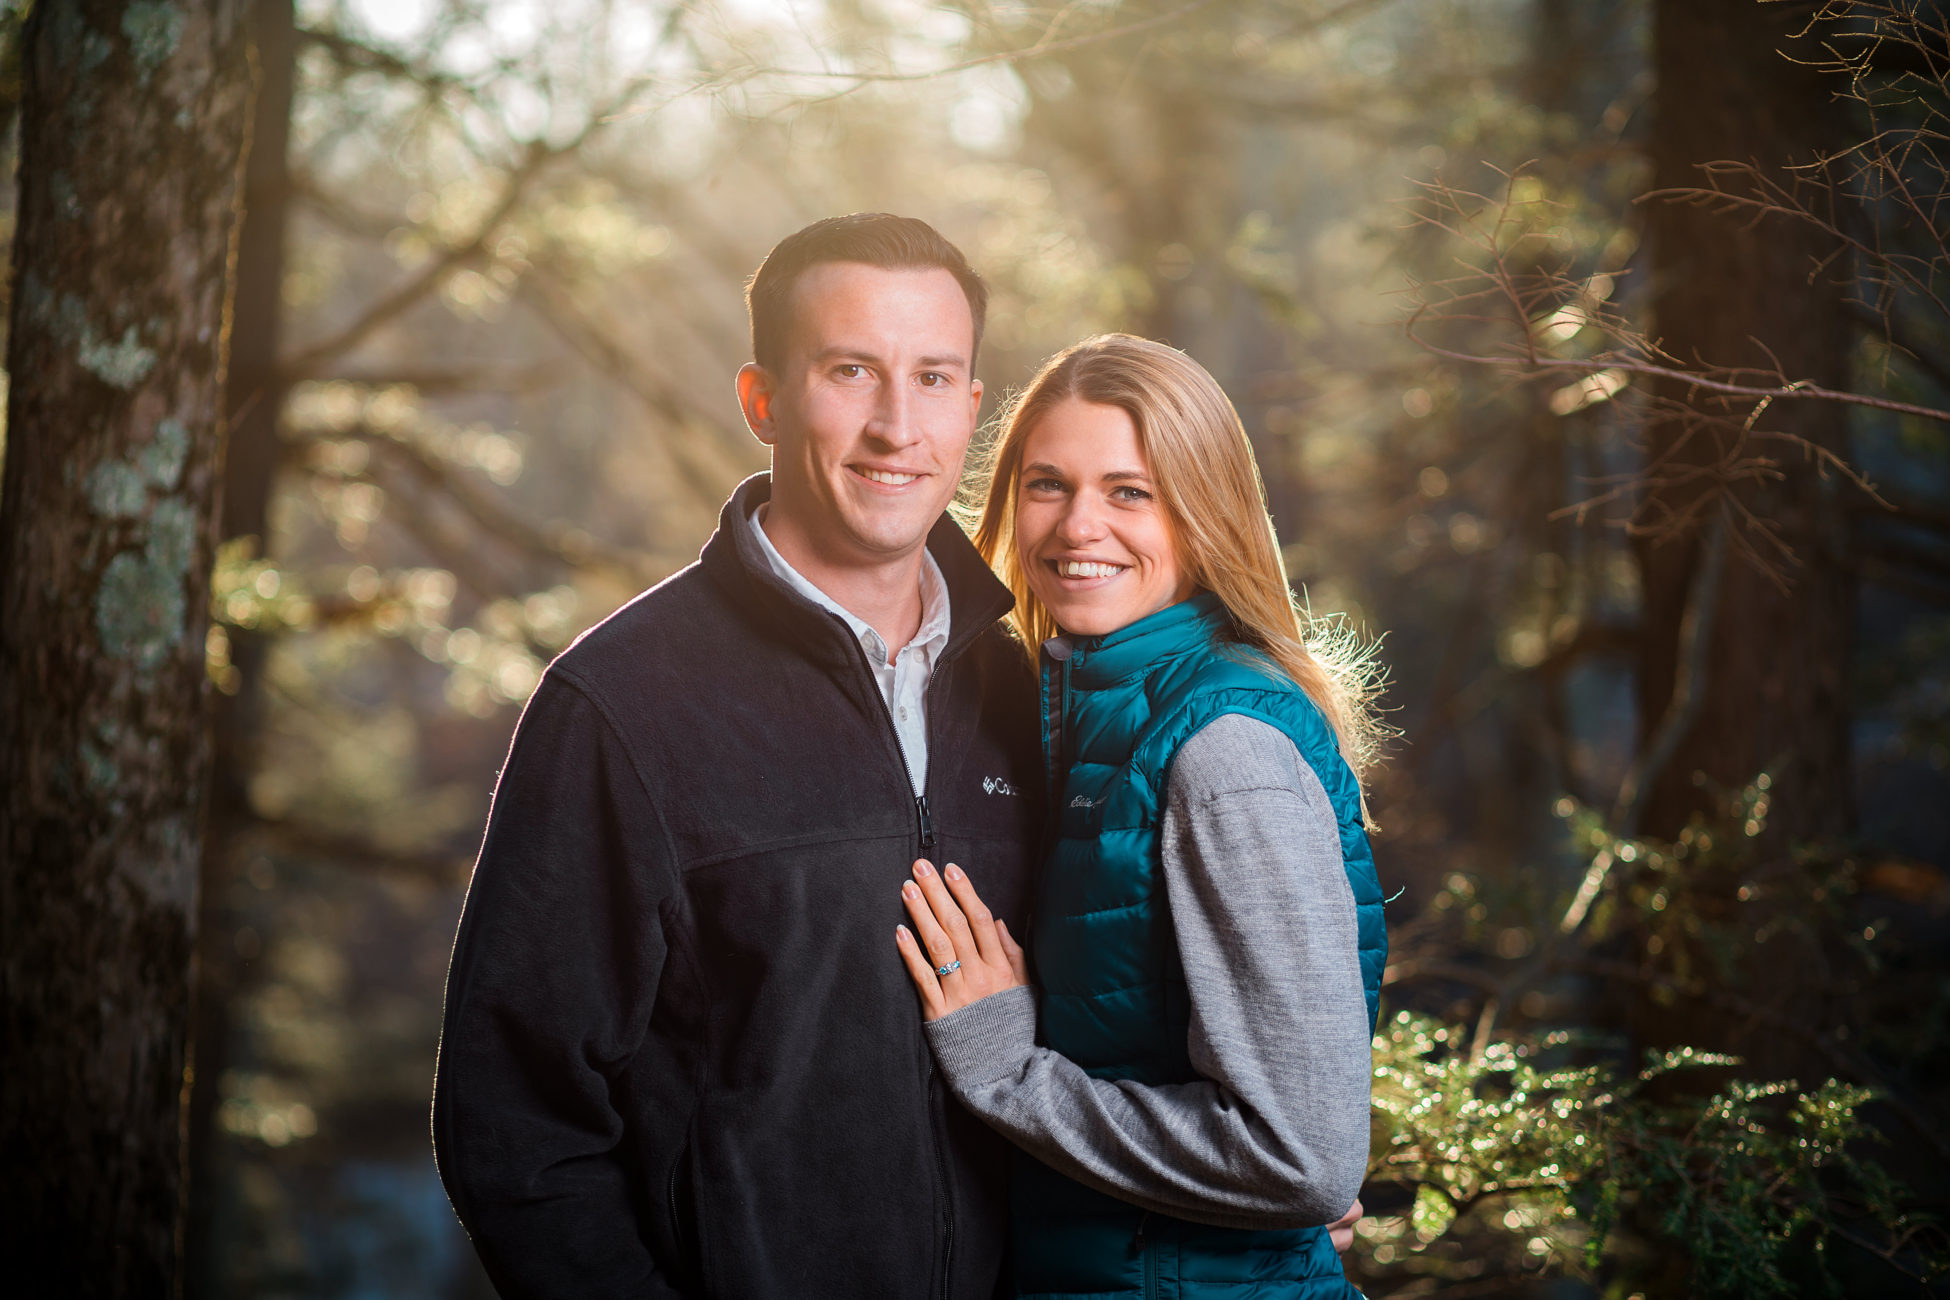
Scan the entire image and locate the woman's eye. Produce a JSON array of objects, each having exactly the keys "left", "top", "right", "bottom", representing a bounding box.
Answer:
[
  {"left": 1024, "top": 477, "right": 1065, "bottom": 493},
  {"left": 1112, "top": 485, "right": 1153, "bottom": 502}
]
